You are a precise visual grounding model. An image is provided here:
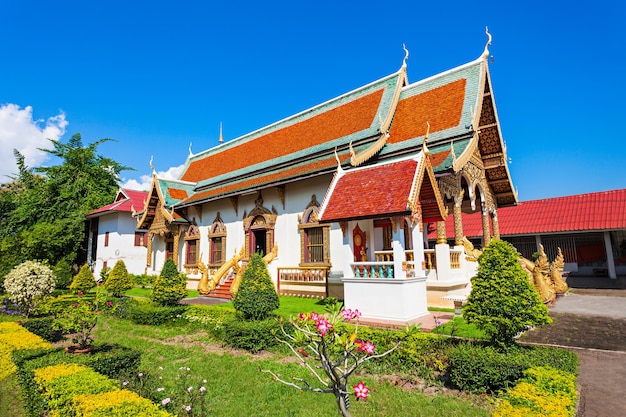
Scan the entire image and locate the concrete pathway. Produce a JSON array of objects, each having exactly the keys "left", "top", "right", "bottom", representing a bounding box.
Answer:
[
  {"left": 548, "top": 291, "right": 626, "bottom": 417},
  {"left": 551, "top": 293, "right": 626, "bottom": 318}
]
